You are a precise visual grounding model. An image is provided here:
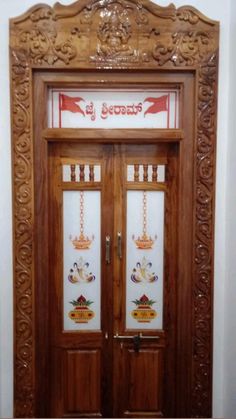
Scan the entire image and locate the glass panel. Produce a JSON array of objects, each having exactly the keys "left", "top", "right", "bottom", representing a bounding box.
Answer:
[
  {"left": 63, "top": 190, "right": 101, "bottom": 331},
  {"left": 126, "top": 190, "right": 164, "bottom": 330},
  {"left": 48, "top": 89, "right": 179, "bottom": 129}
]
